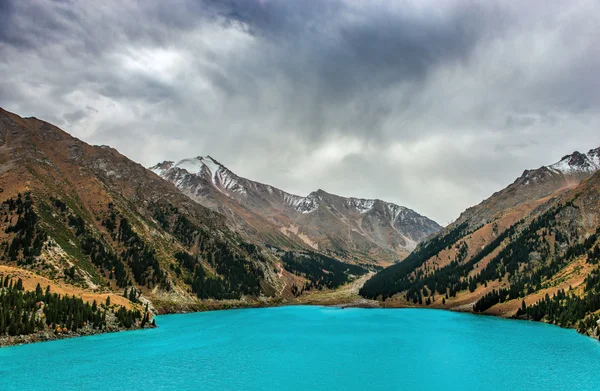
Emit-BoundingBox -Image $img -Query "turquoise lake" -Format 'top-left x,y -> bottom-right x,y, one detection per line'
1,306 -> 600,390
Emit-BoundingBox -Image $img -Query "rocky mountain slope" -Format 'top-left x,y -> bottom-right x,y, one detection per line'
151,156 -> 441,264
0,107 -> 290,320
456,147 -> 600,228
361,146 -> 600,337
0,106 -> 385,338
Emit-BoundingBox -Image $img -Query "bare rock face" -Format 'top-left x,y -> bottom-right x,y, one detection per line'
151,156 -> 442,264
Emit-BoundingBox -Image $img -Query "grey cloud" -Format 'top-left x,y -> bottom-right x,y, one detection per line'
1,0 -> 599,223
63,109 -> 87,123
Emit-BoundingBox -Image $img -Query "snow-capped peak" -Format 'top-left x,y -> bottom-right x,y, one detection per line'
152,155 -> 253,197
173,156 -> 221,175
150,156 -> 434,224
174,157 -> 206,174
150,161 -> 174,176
548,148 -> 600,174
588,147 -> 600,167
149,154 -> 442,255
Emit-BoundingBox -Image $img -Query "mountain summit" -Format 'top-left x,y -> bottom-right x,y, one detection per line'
151,156 -> 442,264
454,146 -> 600,229
548,148 -> 600,174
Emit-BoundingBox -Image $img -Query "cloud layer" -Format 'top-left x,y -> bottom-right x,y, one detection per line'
1,0 -> 599,224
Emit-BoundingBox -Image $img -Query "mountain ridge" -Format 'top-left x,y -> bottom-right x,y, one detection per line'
453,147 -> 600,229
151,155 -> 442,264
360,143 -> 600,337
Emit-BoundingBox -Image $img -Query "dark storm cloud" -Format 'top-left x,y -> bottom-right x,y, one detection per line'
1,0 -> 599,223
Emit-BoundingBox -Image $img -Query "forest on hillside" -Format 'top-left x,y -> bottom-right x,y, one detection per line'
360,201 -> 600,334
0,274 -> 147,337
282,250 -> 368,292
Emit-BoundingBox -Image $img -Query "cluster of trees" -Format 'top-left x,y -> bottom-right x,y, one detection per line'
114,217 -> 169,289
3,193 -> 47,265
516,289 -> 596,329
50,198 -> 87,236
0,275 -> 137,336
475,220 -> 600,304
114,305 -> 145,329
204,240 -> 263,298
152,204 -> 174,232
290,284 -> 303,297
588,245 -> 599,263
101,207 -> 170,290
402,229 -> 515,304
48,198 -> 131,288
516,254 -> 600,332
151,203 -> 265,299
470,207 -> 560,292
184,235 -> 264,300
80,236 -> 130,287
577,313 -> 599,335
67,214 -> 86,236
175,246 -> 262,300
436,222 -> 519,295
471,224 -> 600,315
152,204 -> 196,246
359,222 -> 471,299
505,226 -> 599,297
0,274 -> 148,336
282,251 -> 368,290
473,288 -> 511,312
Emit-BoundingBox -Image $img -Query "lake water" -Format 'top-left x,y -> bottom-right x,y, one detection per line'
1,306 -> 599,390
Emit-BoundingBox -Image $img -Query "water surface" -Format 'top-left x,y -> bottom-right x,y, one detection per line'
1,306 -> 599,390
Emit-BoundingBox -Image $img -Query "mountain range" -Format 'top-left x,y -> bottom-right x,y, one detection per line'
1,105 -> 599,340
0,107 -> 438,319
151,156 -> 441,264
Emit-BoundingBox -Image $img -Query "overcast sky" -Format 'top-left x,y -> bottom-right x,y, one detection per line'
1,0 -> 599,224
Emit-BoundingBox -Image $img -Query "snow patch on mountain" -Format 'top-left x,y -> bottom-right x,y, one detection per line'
296,194 -> 319,214
586,147 -> 600,167
283,193 -> 306,208
151,155 -> 442,255
176,157 -> 206,175
150,161 -> 173,177
548,149 -> 600,175
347,198 -> 375,213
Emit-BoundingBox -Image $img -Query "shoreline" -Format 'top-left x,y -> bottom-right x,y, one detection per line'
4,297 -> 597,348
0,323 -> 157,348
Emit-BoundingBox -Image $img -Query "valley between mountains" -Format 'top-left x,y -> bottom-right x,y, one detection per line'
1,107 -> 600,345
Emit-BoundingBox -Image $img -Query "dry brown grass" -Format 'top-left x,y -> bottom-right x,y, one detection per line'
0,264 -> 134,308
